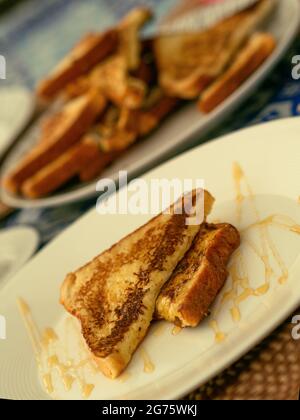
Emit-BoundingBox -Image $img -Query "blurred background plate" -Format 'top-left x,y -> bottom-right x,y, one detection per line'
0,0 -> 299,209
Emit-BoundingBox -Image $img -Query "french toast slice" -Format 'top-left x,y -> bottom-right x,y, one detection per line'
79,123 -> 121,182
21,137 -> 102,199
118,7 -> 153,71
198,32 -> 276,113
99,91 -> 179,153
138,93 -> 179,136
37,30 -> 118,100
156,223 -> 240,327
79,149 -> 118,182
61,190 -> 214,379
89,55 -> 147,109
63,8 -> 153,105
154,0 -> 275,98
79,93 -> 178,179
2,91 -> 106,194
98,106 -> 140,152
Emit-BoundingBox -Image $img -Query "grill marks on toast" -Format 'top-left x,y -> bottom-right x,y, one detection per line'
3,91 -> 105,194
37,30 -> 118,100
70,215 -> 191,358
198,32 -> 276,113
154,0 -> 275,98
61,190 -> 215,377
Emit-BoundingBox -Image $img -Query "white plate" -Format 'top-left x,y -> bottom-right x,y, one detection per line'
0,87 -> 35,159
0,0 -> 299,209
0,226 -> 39,289
0,117 -> 300,400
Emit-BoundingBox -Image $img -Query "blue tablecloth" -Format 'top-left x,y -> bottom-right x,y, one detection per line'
0,0 -> 300,246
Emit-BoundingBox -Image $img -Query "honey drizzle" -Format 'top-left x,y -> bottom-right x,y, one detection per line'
210,163 -> 300,339
172,326 -> 182,336
209,320 -> 226,343
64,317 -> 96,393
17,299 -> 95,399
140,348 -> 155,374
232,162 -> 245,223
118,372 -> 131,383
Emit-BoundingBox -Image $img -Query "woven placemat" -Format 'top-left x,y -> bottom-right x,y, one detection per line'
186,309 -> 300,400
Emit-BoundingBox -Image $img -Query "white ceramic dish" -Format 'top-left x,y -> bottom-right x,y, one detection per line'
0,0 -> 299,209
0,117 -> 299,400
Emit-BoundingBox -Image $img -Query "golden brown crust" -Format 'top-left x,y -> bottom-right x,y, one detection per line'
178,259 -> 227,327
37,30 -> 118,100
117,7 -> 153,71
138,95 -> 179,136
60,190 -> 214,378
77,214 -> 196,357
21,137 -> 102,198
99,93 -> 179,153
89,55 -> 147,109
198,32 -> 276,113
81,93 -> 178,178
98,106 -> 140,152
2,92 -> 106,194
155,223 -> 240,327
154,0 -> 275,99
79,149 -> 118,182
93,352 -> 128,380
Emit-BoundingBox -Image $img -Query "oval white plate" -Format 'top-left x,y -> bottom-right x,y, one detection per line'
0,117 -> 299,400
0,226 -> 39,289
0,0 -> 299,209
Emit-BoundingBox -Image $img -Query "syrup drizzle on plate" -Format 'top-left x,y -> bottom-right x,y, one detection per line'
17,299 -> 95,399
210,163 -> 300,342
140,348 -> 155,374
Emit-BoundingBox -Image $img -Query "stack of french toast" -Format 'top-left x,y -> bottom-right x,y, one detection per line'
61,190 -> 241,379
3,0 -> 276,199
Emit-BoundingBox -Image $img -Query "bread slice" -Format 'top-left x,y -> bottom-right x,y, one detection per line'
63,8 -> 153,105
79,91 -> 174,180
138,93 -> 179,136
198,32 -> 276,113
37,30 -> 118,100
118,7 -> 153,71
2,91 -> 106,194
154,0 -> 276,99
64,56 -> 147,108
99,91 -> 179,152
96,106 -> 139,152
60,190 -> 214,379
79,150 -> 118,182
79,130 -> 120,182
155,223 -> 240,327
89,55 -> 147,109
21,137 -> 101,199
